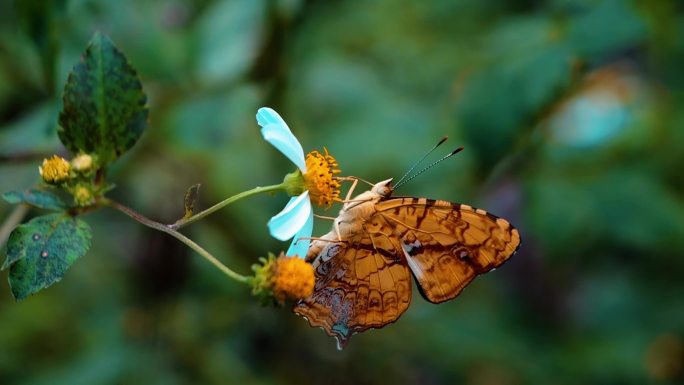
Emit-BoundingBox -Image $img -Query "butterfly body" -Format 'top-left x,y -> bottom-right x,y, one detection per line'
295,179 -> 520,349
308,178 -> 393,259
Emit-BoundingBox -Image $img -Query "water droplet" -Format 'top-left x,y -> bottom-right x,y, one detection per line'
40,251 -> 49,258
32,233 -> 40,241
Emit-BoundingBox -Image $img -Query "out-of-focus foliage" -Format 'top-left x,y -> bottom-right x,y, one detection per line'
1,0 -> 683,384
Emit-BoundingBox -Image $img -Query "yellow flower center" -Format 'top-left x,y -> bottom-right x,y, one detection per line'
272,255 -> 314,302
304,148 -> 341,208
39,155 -> 71,184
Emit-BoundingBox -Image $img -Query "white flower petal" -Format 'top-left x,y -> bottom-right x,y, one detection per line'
257,107 -> 306,171
286,209 -> 313,259
261,124 -> 307,172
256,106 -> 288,127
267,191 -> 312,241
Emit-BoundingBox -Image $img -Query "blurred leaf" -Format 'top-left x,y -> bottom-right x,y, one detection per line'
2,189 -> 66,210
527,171 -> 684,258
3,213 -> 92,300
526,174 -> 599,255
0,101 -> 60,153
458,45 -> 573,170
0,26 -> 45,103
568,0 -> 646,60
57,32 -> 148,164
195,0 -> 265,85
163,85 -> 260,152
594,172 -> 684,253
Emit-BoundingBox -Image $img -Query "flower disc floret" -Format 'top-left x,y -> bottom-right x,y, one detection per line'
304,149 -> 341,208
272,254 -> 314,302
39,155 -> 71,184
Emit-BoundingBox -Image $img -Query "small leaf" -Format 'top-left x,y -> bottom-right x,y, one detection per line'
58,32 -> 148,164
183,184 -> 201,219
3,213 -> 92,300
2,189 -> 67,210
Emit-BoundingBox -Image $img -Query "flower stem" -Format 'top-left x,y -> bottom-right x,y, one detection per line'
101,198 -> 250,284
170,183 -> 286,229
0,204 -> 29,248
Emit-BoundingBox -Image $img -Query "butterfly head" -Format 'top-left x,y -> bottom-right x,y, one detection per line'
342,178 -> 394,211
371,178 -> 394,198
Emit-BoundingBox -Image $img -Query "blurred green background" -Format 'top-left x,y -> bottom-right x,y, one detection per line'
1,0 -> 683,384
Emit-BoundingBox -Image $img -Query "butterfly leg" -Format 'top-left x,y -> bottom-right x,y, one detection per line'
296,237 -> 346,243
314,214 -> 336,221
336,179 -> 375,206
342,177 -> 359,202
337,175 -> 374,187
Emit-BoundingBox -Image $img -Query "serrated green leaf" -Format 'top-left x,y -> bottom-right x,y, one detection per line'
2,189 -> 67,210
183,184 -> 201,219
58,32 -> 148,164
3,213 -> 92,300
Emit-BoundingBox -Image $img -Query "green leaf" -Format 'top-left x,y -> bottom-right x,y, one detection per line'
2,189 -> 67,210
183,184 -> 201,220
58,32 -> 148,164
3,214 -> 92,300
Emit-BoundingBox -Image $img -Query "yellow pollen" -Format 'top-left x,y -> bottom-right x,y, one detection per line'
39,155 -> 71,184
304,148 -> 341,208
272,255 -> 314,302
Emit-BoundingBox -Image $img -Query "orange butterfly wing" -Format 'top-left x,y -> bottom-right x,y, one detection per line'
376,198 -> 520,303
293,225 -> 413,349
294,197 -> 520,347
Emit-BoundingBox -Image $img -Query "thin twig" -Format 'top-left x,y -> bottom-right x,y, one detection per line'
170,183 -> 286,230
102,198 -> 250,284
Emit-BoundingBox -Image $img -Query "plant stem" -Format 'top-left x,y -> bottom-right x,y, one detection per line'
101,198 -> 250,284
0,204 -> 29,247
170,183 -> 286,229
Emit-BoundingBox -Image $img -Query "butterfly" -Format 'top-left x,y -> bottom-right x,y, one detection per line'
293,177 -> 520,349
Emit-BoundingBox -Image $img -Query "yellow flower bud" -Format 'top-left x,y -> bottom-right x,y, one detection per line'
71,154 -> 93,173
250,252 -> 315,304
39,155 -> 71,184
272,254 -> 315,302
72,185 -> 93,206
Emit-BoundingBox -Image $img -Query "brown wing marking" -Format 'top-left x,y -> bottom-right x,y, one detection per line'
377,198 -> 521,304
293,225 -> 412,349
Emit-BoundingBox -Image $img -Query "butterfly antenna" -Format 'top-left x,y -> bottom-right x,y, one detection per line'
394,147 -> 464,189
395,136 -> 449,187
